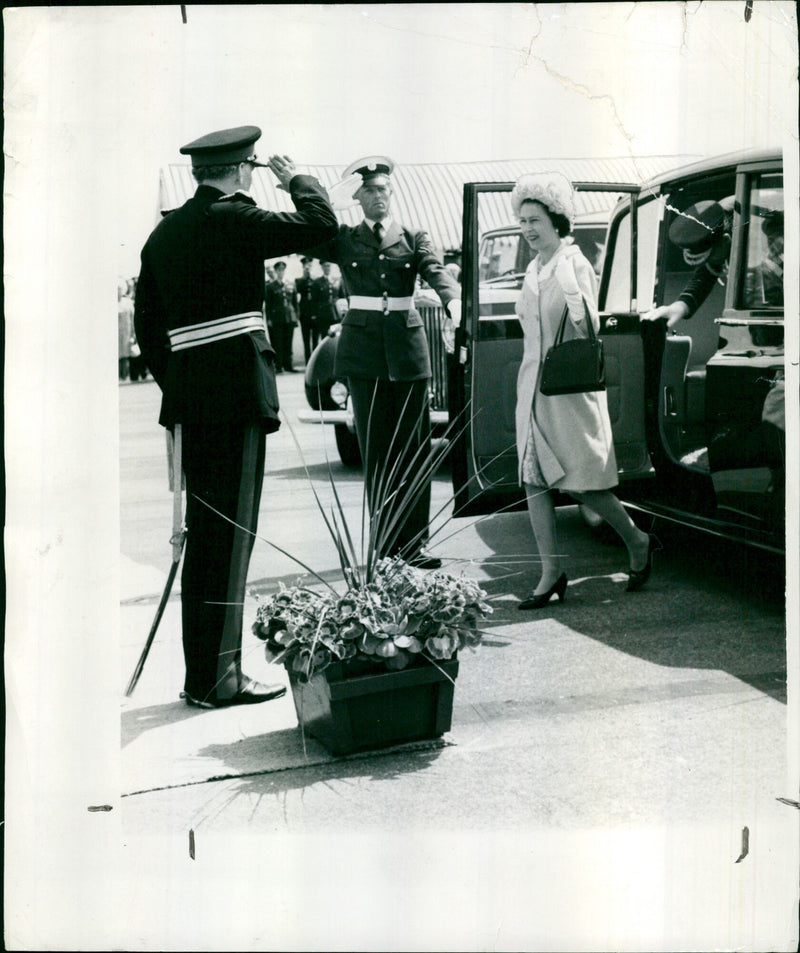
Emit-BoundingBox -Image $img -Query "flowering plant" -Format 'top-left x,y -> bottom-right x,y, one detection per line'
253,556 -> 491,681
241,389 -> 495,685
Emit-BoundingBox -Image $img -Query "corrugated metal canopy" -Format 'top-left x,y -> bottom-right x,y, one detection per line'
159,155 -> 694,254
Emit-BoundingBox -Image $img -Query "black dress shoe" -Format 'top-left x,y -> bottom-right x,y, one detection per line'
519,572 -> 568,610
626,534 -> 662,592
407,551 -> 442,570
181,678 -> 287,709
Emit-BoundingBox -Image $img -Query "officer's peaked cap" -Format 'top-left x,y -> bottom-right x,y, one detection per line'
180,125 -> 268,167
343,155 -> 395,183
669,200 -> 728,252
762,210 -> 783,238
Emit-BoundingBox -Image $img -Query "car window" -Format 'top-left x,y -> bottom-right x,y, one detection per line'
741,173 -> 783,310
479,231 -> 529,284
655,172 -> 737,309
572,227 -> 606,277
479,223 -> 607,288
602,196 -> 661,313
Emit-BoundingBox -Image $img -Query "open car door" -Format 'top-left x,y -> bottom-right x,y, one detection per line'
450,181 -> 654,516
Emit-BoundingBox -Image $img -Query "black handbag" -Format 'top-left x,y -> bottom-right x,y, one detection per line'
539,300 -> 605,396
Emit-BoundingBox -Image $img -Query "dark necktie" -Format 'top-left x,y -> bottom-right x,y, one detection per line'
373,222 -> 383,244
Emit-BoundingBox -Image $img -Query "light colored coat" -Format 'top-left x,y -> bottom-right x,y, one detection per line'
515,241 -> 617,491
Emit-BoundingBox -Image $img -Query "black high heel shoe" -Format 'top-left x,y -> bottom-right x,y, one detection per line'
626,534 -> 662,592
519,572 -> 568,610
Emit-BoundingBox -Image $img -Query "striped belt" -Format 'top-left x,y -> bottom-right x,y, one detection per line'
349,294 -> 414,314
168,311 -> 265,351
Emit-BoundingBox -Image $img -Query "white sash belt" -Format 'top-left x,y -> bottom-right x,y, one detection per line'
168,311 -> 265,351
349,295 -> 414,313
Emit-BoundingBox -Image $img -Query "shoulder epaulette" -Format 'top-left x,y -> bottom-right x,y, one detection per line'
217,190 -> 257,206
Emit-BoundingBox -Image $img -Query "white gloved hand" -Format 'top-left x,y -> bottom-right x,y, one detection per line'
554,256 -> 581,297
442,318 -> 456,355
446,298 -> 462,327
442,300 -> 461,355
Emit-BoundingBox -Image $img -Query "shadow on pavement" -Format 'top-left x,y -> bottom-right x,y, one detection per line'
190,732 -> 447,808
266,460 -> 363,483
468,507 -> 787,704
121,699 -> 208,747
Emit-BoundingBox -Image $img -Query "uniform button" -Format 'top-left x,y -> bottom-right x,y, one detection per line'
405,263 -> 410,268
381,273 -> 386,279
352,262 -> 357,267
378,254 -> 385,260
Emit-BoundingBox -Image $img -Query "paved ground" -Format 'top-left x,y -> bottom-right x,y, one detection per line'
116,367 -> 797,952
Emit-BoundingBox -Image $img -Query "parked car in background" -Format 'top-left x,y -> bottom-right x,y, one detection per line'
449,149 -> 785,554
299,212 -> 609,467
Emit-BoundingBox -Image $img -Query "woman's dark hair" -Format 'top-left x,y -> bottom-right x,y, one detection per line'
540,204 -> 571,238
523,199 -> 572,238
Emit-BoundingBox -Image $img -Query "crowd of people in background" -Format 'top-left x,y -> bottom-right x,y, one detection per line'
121,256 -> 347,382
118,277 -> 150,382
263,256 -> 345,372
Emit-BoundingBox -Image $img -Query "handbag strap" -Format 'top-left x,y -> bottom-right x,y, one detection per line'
553,298 -> 597,346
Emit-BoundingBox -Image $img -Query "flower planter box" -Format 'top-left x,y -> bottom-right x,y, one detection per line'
288,658 -> 459,756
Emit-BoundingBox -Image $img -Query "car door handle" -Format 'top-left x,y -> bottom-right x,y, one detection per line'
663,386 -> 677,417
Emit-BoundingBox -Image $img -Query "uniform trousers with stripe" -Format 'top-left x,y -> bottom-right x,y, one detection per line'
179,415 -> 265,702
347,377 -> 432,561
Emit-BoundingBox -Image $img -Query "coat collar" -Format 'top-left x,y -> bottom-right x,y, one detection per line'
191,184 -> 257,207
356,218 -> 402,249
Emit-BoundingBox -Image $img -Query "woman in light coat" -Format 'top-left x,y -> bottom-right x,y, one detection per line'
512,172 -> 657,609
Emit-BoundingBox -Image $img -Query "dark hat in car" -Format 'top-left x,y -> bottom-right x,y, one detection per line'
669,200 -> 727,253
300,256 -> 313,264
762,210 -> 783,238
343,155 -> 395,183
274,260 -> 287,270
180,125 -> 268,167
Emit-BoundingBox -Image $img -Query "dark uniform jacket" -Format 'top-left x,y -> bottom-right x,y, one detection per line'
309,220 -> 459,381
677,233 -> 730,318
134,176 -> 336,431
294,275 -> 315,320
310,274 -> 342,335
265,278 -> 296,326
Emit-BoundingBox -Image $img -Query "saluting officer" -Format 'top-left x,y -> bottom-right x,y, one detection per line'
307,156 -> 461,569
134,126 -> 337,708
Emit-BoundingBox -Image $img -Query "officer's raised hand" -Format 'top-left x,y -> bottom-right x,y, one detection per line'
268,155 -> 297,191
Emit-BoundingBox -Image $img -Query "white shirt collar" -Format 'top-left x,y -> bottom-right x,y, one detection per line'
364,216 -> 393,232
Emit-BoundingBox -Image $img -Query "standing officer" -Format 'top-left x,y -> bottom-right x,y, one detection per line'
265,260 -> 297,372
294,256 -> 316,363
310,260 -> 342,340
134,126 -> 337,708
306,156 -> 461,569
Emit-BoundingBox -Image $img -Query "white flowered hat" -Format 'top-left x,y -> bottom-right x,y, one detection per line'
511,171 -> 575,227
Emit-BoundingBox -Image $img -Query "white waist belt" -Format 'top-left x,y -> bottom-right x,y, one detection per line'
168,311 -> 265,351
349,295 -> 414,312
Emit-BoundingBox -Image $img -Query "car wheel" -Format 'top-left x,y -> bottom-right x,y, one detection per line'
305,380 -> 338,411
335,424 -> 362,468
